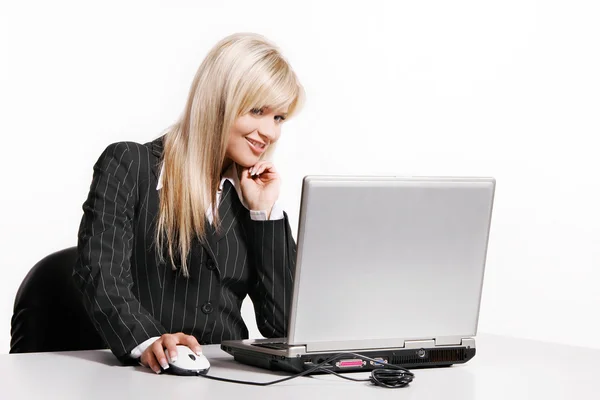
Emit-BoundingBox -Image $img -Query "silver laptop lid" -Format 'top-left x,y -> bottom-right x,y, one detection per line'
287,176 -> 495,352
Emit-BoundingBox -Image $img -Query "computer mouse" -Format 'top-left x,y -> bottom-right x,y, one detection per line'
165,345 -> 210,376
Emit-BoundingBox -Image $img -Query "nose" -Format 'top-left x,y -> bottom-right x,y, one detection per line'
257,116 -> 280,143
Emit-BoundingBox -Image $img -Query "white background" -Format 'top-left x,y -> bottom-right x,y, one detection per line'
1,0 -> 599,354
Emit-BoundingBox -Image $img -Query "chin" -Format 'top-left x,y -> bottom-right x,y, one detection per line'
233,156 -> 259,169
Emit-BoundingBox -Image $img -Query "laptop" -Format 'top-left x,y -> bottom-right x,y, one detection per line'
221,176 -> 495,373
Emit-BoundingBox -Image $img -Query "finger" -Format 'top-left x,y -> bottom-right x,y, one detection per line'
256,170 -> 279,183
250,161 -> 272,176
249,165 -> 260,177
254,173 -> 279,185
182,334 -> 203,356
142,348 -> 162,374
151,338 -> 170,371
257,163 -> 276,176
253,162 -> 275,177
162,335 -> 179,366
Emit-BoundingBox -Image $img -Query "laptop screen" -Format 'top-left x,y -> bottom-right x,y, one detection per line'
288,176 -> 495,350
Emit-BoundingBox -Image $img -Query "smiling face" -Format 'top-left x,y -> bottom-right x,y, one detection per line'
223,106 -> 289,170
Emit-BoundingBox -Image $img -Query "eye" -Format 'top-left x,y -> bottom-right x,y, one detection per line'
250,108 -> 264,115
274,115 -> 286,123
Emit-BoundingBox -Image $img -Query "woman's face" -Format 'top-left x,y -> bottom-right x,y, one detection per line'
224,106 -> 288,169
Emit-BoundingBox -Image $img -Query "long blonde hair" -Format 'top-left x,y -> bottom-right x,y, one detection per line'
156,33 -> 305,277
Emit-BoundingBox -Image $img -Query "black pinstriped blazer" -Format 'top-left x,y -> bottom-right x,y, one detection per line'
73,136 -> 296,362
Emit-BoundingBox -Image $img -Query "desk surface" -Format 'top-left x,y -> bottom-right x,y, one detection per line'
1,333 -> 598,399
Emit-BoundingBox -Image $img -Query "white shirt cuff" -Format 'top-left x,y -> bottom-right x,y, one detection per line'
250,202 -> 284,221
130,336 -> 161,359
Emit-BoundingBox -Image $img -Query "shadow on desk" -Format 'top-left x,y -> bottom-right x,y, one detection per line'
53,349 -> 122,367
206,355 -> 293,376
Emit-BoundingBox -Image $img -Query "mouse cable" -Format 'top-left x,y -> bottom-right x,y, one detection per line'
197,352 -> 414,389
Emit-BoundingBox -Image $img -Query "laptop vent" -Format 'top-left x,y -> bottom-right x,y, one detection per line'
391,348 -> 467,365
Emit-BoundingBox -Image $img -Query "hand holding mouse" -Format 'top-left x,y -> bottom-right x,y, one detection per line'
139,332 -> 202,374
239,161 -> 281,217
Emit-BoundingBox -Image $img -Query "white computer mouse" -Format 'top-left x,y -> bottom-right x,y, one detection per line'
165,345 -> 210,376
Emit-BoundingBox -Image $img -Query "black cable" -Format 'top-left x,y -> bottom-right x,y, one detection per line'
320,367 -> 412,388
321,352 -> 414,389
198,351 -> 414,389
198,362 -> 322,386
370,368 -> 413,388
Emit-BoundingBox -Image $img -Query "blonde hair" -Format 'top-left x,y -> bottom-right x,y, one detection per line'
156,33 -> 305,277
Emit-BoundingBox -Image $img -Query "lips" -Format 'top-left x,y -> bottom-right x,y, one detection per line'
245,137 -> 267,153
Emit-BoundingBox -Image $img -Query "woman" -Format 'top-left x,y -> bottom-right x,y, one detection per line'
73,33 -> 304,373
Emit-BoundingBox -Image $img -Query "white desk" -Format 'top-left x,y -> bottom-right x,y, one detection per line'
1,333 -> 598,399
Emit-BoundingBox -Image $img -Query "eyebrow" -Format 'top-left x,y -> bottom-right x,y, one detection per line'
261,105 -> 288,116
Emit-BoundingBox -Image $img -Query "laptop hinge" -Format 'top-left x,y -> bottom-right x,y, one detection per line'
404,340 -> 435,349
434,336 -> 464,346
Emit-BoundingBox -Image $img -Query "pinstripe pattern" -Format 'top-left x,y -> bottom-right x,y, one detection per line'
73,137 -> 296,362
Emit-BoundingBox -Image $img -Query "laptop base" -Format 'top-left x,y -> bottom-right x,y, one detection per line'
221,344 -> 476,374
